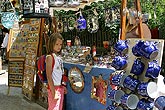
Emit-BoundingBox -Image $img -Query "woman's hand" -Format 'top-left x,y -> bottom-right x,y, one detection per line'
53,90 -> 59,100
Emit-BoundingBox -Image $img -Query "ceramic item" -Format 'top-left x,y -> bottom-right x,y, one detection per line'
154,96 -> 165,110
108,89 -> 124,104
77,11 -> 86,30
106,105 -> 123,110
123,75 -> 140,91
130,58 -> 145,75
120,93 -> 139,109
87,14 -> 99,33
139,41 -> 159,59
56,18 -> 63,33
145,60 -> 161,79
136,98 -> 154,110
137,82 -> 158,98
114,40 -> 129,54
1,12 -> 19,29
111,56 -> 127,70
132,40 -> 144,57
68,17 -> 76,30
49,0 -> 64,7
68,0 -> 80,7
111,71 -> 127,87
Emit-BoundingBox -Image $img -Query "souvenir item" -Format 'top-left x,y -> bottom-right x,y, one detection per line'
114,40 -> 129,54
120,93 -> 139,109
103,41 -> 109,49
74,36 -> 81,47
136,99 -> 154,110
111,71 -> 127,87
92,42 -> 96,57
137,82 -> 158,98
139,41 -> 159,59
63,18 -> 68,32
68,17 -> 76,30
111,56 -> 127,70
123,75 -> 140,91
104,9 -> 111,27
91,75 -> 108,105
23,0 -> 33,14
0,0 -> 5,11
49,0 -> 64,7
67,40 -> 72,47
87,14 -> 99,33
3,0 -> 14,11
106,105 -> 123,110
68,66 -> 84,93
108,89 -> 124,104
132,40 -> 144,57
77,11 -> 86,30
1,12 -> 19,29
68,0 -> 80,7
56,17 -> 63,33
130,58 -> 145,75
154,96 -> 165,110
145,60 -> 161,79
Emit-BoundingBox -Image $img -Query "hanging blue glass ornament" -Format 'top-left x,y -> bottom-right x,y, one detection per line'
77,11 -> 86,30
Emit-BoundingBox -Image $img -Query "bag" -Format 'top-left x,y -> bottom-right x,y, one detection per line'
37,54 -> 54,83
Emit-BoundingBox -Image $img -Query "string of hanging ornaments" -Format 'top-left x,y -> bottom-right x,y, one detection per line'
53,4 -> 120,34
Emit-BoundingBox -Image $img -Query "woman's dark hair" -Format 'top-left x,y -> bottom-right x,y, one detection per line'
2,28 -> 9,33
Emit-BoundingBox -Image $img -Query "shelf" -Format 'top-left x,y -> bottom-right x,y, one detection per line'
22,13 -> 51,18
8,78 -> 23,80
9,58 -> 25,61
9,67 -> 23,69
8,73 -> 23,75
8,84 -> 22,87
24,64 -> 36,69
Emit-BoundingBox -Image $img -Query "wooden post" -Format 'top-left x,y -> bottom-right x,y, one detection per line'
37,18 -> 45,57
135,0 -> 144,39
120,0 -> 127,40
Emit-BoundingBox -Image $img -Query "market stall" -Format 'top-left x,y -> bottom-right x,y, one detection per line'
1,0 -> 165,110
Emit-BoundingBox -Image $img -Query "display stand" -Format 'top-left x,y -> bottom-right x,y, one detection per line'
111,0 -> 165,109
8,58 -> 25,95
35,18 -> 49,107
22,18 -> 41,100
120,0 -> 144,40
7,22 -> 30,95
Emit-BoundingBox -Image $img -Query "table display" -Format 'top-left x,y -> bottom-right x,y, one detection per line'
64,62 -> 115,110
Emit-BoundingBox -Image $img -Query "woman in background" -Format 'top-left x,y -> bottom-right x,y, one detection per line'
1,27 -> 9,62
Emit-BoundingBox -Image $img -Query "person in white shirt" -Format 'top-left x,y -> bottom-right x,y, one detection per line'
1,28 -> 9,61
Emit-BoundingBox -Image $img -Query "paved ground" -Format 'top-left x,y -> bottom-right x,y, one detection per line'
0,64 -> 46,110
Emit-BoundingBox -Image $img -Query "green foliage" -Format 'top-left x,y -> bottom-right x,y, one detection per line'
141,0 -> 165,39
